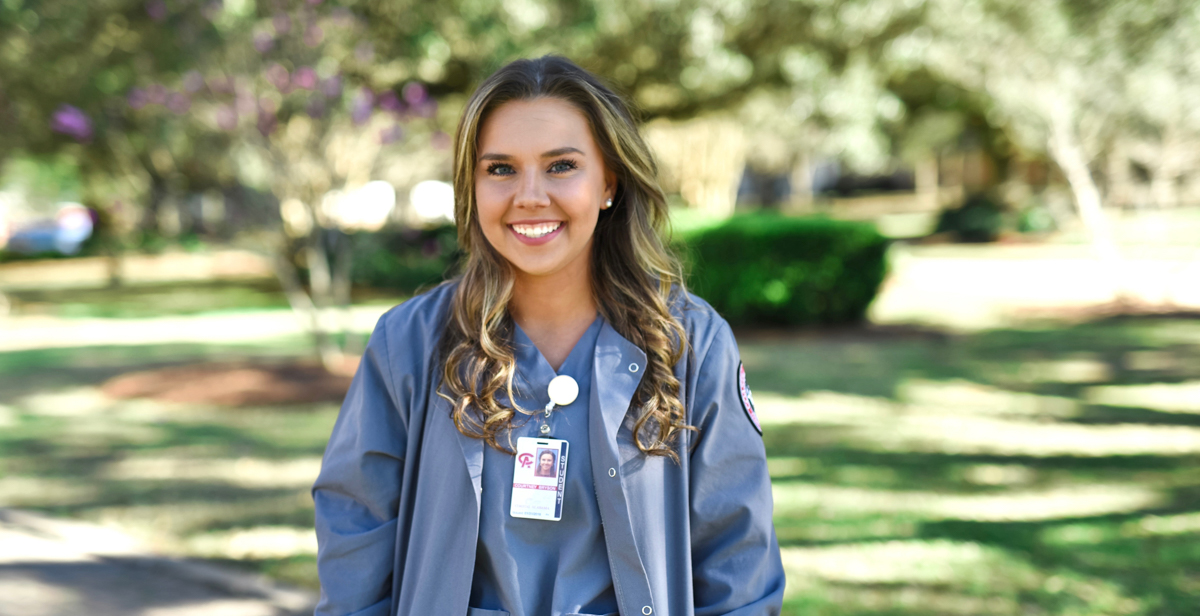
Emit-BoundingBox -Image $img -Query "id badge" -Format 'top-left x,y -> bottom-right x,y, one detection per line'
510,436 -> 568,521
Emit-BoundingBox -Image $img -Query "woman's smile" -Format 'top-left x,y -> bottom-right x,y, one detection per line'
509,220 -> 565,244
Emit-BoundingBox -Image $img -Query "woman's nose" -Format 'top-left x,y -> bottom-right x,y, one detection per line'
513,172 -> 550,209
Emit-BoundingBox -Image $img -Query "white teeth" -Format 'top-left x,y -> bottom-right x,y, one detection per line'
511,222 -> 562,238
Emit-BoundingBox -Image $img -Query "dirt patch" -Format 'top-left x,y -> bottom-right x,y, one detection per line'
101,360 -> 357,407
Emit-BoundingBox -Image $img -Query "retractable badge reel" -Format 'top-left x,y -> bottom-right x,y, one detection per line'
539,374 -> 579,436
511,375 -> 579,521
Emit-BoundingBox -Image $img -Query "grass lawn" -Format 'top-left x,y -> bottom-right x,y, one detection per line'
3,306 -> 1199,614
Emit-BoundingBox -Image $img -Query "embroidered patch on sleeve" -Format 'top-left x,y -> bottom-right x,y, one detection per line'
737,361 -> 762,435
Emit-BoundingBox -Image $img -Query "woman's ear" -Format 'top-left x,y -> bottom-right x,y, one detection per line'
604,168 -> 618,205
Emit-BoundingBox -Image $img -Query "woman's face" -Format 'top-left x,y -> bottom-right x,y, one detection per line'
473,97 -> 616,281
538,452 -> 555,474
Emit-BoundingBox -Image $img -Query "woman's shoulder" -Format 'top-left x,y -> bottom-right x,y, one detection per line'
669,287 -> 736,359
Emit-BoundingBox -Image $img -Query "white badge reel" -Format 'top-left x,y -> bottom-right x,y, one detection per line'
538,374 -> 578,436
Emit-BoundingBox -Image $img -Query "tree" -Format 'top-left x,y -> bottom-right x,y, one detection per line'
916,0 -> 1193,289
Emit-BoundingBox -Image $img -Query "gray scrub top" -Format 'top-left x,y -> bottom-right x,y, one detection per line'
470,315 -> 618,616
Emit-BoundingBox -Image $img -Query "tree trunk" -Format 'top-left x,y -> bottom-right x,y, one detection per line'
272,243 -> 344,373
331,230 -> 361,357
1046,114 -> 1127,299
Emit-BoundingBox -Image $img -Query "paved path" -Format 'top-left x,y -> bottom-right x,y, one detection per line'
0,509 -> 316,616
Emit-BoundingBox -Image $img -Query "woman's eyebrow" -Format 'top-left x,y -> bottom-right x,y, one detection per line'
478,147 -> 584,162
541,147 -> 584,158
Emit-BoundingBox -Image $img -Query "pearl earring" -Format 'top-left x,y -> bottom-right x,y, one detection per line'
604,198 -> 613,209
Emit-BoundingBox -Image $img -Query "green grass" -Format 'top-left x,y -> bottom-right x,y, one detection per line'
3,313 -> 1199,613
3,279 -> 407,319
4,280 -> 293,319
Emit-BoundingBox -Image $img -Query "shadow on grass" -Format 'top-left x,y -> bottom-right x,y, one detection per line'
753,315 -> 1200,615
3,314 -> 1200,614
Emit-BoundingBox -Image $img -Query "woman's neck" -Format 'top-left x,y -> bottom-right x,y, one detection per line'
509,264 -> 597,371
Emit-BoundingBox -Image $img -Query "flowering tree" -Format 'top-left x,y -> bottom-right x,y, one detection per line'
1,0 -> 442,371
121,0 -> 444,371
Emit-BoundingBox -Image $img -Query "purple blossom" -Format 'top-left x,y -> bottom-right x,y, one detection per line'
306,97 -> 327,119
306,0 -> 324,5
257,107 -> 277,137
421,239 -> 439,258
253,32 -> 274,53
414,99 -> 437,119
379,124 -> 404,144
272,13 -> 291,35
166,92 -> 192,114
258,96 -> 280,115
147,84 -> 168,105
377,90 -> 401,112
355,42 -> 374,63
145,0 -> 167,22
127,87 -> 150,109
208,75 -> 234,94
304,24 -> 323,47
50,105 -> 93,142
293,66 -> 318,90
320,75 -> 343,99
202,1 -> 223,21
350,88 -> 374,125
431,131 -> 451,150
216,105 -> 238,131
183,70 -> 205,93
265,63 -> 290,91
402,83 -> 427,105
236,90 -> 257,116
330,7 -> 353,26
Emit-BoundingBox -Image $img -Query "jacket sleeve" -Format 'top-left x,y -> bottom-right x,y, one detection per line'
689,319 -> 785,615
312,317 -> 408,616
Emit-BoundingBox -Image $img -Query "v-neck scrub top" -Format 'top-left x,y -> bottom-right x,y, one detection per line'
470,315 -> 617,616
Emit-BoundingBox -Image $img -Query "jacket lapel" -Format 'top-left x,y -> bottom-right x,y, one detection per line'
444,392 -> 484,511
593,321 -> 648,440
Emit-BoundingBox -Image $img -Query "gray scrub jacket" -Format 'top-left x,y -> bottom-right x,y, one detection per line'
312,282 -> 785,616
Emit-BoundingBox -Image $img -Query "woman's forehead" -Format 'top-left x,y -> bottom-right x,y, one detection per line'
477,97 -> 596,156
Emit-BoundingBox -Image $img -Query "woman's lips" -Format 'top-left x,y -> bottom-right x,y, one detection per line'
509,221 -> 564,245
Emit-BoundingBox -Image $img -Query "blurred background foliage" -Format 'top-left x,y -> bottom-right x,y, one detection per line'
3,1 -> 1200,613
3,0 -> 1199,322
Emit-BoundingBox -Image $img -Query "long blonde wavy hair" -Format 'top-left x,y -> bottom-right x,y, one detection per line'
438,55 -> 692,460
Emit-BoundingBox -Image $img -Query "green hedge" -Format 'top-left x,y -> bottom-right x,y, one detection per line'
351,225 -> 462,293
680,214 -> 888,326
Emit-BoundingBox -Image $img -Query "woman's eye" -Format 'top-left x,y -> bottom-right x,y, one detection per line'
486,162 -> 514,176
548,159 -> 578,174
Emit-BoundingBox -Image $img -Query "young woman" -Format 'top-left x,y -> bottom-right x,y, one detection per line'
312,56 -> 784,616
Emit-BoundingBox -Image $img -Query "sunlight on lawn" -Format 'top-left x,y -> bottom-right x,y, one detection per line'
781,540 -> 1146,616
773,482 -> 1161,522
756,386 -> 1200,456
100,456 -> 323,489
187,526 -> 318,559
1086,380 -> 1200,414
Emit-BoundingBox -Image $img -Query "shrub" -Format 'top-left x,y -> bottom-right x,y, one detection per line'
934,193 -> 1005,242
680,214 -> 888,327
351,225 -> 462,293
